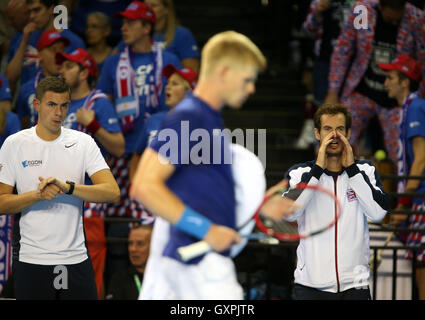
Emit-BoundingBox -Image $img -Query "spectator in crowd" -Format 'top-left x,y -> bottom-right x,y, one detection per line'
105,224 -> 152,300
5,0 -> 86,95
66,0 -> 132,46
85,12 -> 113,75
2,0 -> 29,67
0,74 -> 20,147
295,0 -> 354,149
324,0 -> 425,165
286,103 -> 388,299
56,47 -> 125,299
379,54 -> 425,300
129,64 -> 197,181
96,0 -> 180,284
115,1 -> 200,73
144,0 -> 200,73
16,30 -> 69,129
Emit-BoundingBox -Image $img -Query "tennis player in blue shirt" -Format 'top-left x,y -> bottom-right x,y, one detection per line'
130,31 -> 296,299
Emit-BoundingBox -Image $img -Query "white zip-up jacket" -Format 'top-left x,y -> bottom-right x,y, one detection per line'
284,160 -> 388,293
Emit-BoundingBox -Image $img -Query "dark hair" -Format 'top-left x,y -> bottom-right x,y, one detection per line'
379,0 -> 407,9
314,103 -> 352,130
395,70 -> 420,92
76,63 -> 97,89
26,0 -> 58,7
129,222 -> 153,231
35,76 -> 70,101
141,19 -> 154,40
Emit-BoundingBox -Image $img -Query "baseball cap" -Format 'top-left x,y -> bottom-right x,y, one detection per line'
37,30 -> 70,51
163,65 -> 198,90
56,48 -> 99,78
378,54 -> 422,82
115,1 -> 156,24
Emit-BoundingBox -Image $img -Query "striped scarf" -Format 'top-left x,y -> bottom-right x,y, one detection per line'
115,43 -> 163,134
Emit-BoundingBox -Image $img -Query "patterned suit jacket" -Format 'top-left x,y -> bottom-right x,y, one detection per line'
328,0 -> 425,99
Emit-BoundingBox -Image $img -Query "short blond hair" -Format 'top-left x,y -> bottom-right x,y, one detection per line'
200,31 -> 267,77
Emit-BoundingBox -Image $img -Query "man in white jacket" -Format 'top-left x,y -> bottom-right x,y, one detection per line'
285,103 -> 388,300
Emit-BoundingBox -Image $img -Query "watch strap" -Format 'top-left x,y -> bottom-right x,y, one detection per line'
66,181 -> 75,195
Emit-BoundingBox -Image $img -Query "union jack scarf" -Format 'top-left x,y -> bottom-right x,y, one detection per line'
115,43 -> 163,134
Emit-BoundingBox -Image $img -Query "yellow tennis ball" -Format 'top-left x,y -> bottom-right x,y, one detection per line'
375,149 -> 386,161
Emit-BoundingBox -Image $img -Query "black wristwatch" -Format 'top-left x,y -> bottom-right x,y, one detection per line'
66,181 -> 75,195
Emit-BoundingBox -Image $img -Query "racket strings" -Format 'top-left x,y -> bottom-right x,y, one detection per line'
259,215 -> 298,236
273,220 -> 298,235
254,183 -> 342,241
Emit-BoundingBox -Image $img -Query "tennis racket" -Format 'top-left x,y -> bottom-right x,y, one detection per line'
178,182 -> 342,262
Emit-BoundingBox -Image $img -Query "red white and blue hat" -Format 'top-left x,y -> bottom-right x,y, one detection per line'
115,1 -> 156,24
37,30 -> 70,51
379,54 -> 422,82
162,64 -> 198,90
56,48 -> 98,78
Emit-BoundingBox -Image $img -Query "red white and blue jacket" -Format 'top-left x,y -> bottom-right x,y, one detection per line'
328,0 -> 425,99
303,0 -> 352,58
284,160 -> 388,293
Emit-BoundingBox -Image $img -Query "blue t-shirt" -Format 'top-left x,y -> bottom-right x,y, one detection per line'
154,26 -> 200,61
405,97 -> 425,201
134,111 -> 167,154
8,29 -> 86,83
116,26 -> 200,62
149,93 -> 236,264
16,74 -> 41,127
63,94 -> 121,153
0,74 -> 11,101
0,112 -> 21,148
96,60 -> 106,76
96,50 -> 181,154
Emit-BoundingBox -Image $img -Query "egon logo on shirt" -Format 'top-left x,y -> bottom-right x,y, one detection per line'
22,160 -> 43,168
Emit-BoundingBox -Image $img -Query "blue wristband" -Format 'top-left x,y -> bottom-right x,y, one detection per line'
175,207 -> 212,240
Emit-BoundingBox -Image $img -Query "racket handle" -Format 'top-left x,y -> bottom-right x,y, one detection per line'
177,241 -> 212,262
178,234 -> 268,261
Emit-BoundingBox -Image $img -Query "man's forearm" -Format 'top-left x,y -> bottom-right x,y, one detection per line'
0,191 -> 40,214
70,182 -> 120,204
5,37 -> 29,88
405,160 -> 425,194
